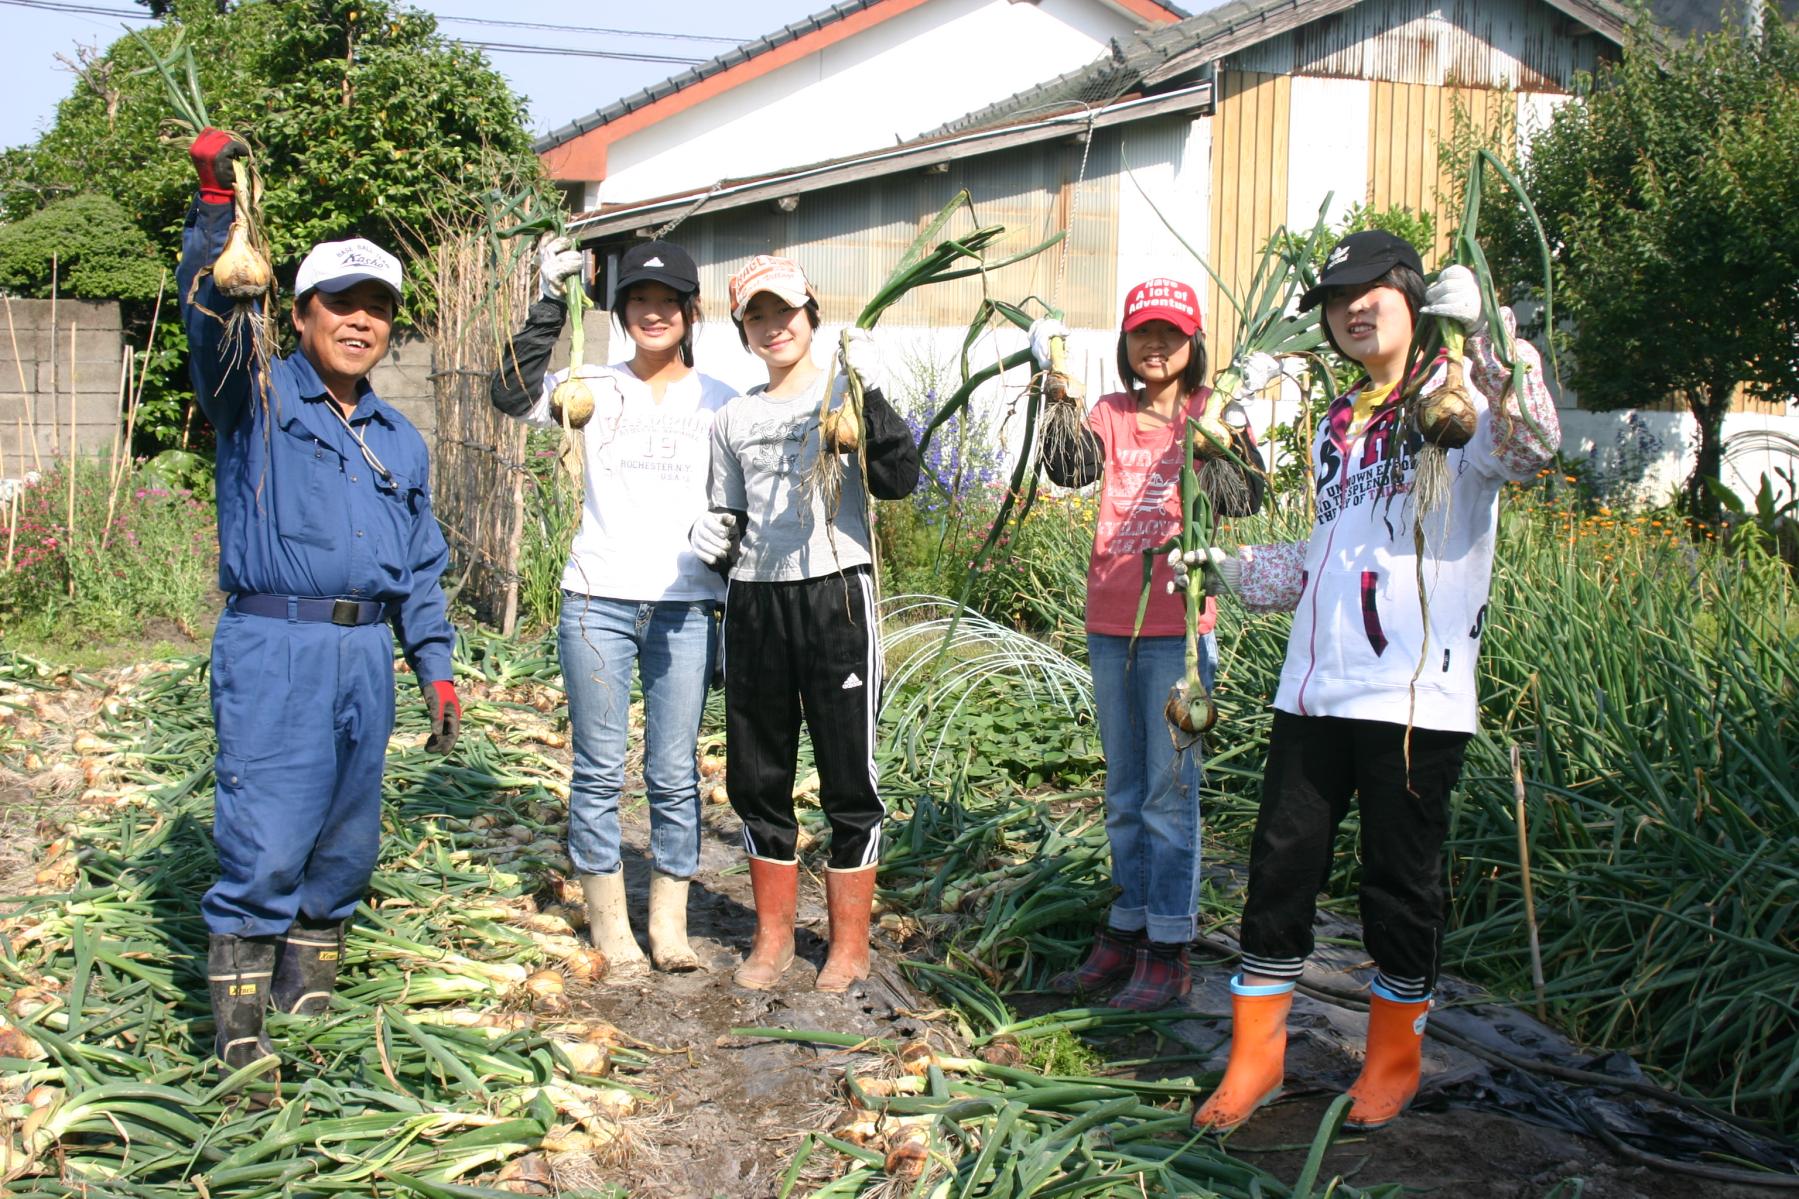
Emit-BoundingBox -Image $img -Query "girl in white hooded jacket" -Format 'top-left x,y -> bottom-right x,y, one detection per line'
1192,231 -> 1559,1135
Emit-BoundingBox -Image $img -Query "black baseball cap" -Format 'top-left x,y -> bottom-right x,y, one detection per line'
1299,231 -> 1424,311
613,239 -> 699,299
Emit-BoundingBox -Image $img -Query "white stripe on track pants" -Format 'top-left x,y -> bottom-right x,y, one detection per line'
722,565 -> 885,870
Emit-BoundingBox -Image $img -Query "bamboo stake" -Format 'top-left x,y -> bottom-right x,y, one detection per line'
4,490 -> 15,572
49,255 -> 59,457
1511,744 -> 1547,1021
114,270 -> 166,499
67,316 -> 78,598
101,346 -> 132,552
3,295 -> 38,472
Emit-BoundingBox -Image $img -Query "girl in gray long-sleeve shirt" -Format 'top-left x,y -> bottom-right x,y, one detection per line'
693,255 -> 918,996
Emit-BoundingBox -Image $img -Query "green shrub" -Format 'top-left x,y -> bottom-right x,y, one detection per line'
0,457 -> 217,641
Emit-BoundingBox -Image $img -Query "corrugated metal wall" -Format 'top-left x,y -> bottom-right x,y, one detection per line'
1366,82 -> 1516,261
1228,0 -> 1610,90
677,135 -> 1123,333
1206,70 -> 1291,372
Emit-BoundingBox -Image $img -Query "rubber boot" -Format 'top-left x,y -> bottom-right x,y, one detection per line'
581,872 -> 648,979
207,934 -> 278,1069
1109,941 -> 1192,1011
1193,976 -> 1294,1132
815,865 -> 877,993
270,917 -> 345,1016
732,858 -> 798,990
1048,926 -> 1143,996
647,870 -> 700,973
1345,990 -> 1430,1130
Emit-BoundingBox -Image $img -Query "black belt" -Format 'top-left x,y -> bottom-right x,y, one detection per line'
230,593 -> 390,626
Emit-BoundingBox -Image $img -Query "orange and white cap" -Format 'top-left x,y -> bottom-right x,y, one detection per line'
1122,277 -> 1202,336
728,255 -> 813,321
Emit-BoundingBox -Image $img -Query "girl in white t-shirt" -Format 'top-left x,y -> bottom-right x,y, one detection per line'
491,238 -> 733,980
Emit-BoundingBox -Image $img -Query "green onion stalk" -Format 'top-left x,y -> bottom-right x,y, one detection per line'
1139,198 -> 1338,738
806,189 -> 1063,519
1402,147 -> 1559,528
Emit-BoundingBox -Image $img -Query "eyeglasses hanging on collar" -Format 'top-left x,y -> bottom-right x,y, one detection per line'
326,401 -> 396,489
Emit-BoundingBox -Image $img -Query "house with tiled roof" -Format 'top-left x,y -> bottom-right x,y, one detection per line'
537,0 -> 1794,496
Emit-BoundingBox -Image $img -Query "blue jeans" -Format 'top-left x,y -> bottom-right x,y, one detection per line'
1087,632 -> 1217,944
559,594 -> 718,879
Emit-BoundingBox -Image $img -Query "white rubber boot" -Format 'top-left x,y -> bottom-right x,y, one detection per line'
647,871 -> 700,972
581,872 -> 648,979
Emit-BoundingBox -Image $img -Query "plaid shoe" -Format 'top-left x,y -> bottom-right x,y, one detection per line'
1109,942 -> 1192,1011
1048,927 -> 1143,995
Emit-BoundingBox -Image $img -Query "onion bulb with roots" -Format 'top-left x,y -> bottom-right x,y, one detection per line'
820,406 -> 860,453
213,220 -> 272,300
1190,414 -> 1236,461
550,377 -> 595,429
525,969 -> 567,1009
1164,677 -> 1217,735
976,1035 -> 1025,1067
563,947 -> 607,982
1416,358 -> 1477,448
896,1039 -> 936,1077
883,1126 -> 931,1180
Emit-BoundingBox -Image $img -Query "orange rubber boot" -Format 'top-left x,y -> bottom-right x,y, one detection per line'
733,858 -> 798,990
816,865 -> 877,992
1193,977 -> 1294,1132
1345,991 -> 1430,1130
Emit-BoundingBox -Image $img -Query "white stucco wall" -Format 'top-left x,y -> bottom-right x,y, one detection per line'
588,0 -> 1147,209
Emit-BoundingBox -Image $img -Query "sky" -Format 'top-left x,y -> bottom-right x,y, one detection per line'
0,0 -> 830,151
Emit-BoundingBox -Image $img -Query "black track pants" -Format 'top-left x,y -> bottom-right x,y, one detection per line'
723,567 -> 885,871
1238,711 -> 1470,994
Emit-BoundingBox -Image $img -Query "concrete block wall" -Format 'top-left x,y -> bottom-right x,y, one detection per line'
0,299 -> 129,479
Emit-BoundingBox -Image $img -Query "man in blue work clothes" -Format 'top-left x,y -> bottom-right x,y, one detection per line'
181,128 -> 461,1069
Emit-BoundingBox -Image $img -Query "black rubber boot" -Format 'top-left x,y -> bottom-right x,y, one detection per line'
207,934 -> 277,1069
271,918 -> 346,1017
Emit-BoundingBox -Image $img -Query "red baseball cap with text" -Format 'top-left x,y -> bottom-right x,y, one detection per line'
1121,278 -> 1203,336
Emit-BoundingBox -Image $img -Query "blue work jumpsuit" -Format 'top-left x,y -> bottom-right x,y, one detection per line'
179,196 -> 455,938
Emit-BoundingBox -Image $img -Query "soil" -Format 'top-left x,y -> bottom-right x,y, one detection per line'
4,662 -> 1792,1198
558,792 -> 1792,1198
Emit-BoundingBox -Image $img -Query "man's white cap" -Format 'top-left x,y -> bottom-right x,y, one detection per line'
295,238 -> 404,305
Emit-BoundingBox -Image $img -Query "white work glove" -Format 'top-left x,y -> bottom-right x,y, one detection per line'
538,236 -> 584,303
1231,351 -> 1281,400
840,327 -> 886,391
1167,546 -> 1244,594
1420,264 -> 1485,333
689,510 -> 739,568
1028,317 -> 1070,370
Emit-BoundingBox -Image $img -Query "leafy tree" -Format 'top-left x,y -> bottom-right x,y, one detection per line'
1488,11 -> 1799,519
0,0 -> 541,450
0,193 -> 165,300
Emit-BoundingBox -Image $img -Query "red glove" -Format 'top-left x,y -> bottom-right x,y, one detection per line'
423,679 -> 461,756
189,128 -> 250,205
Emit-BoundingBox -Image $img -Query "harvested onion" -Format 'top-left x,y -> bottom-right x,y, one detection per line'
213,220 -> 272,300
1164,677 -> 1217,735
820,406 -> 860,453
1416,357 -> 1476,448
550,377 -> 595,429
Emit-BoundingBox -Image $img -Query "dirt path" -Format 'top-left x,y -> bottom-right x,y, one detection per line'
554,790 -> 936,1197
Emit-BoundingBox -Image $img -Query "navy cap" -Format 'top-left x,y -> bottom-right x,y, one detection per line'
1300,231 -> 1424,311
